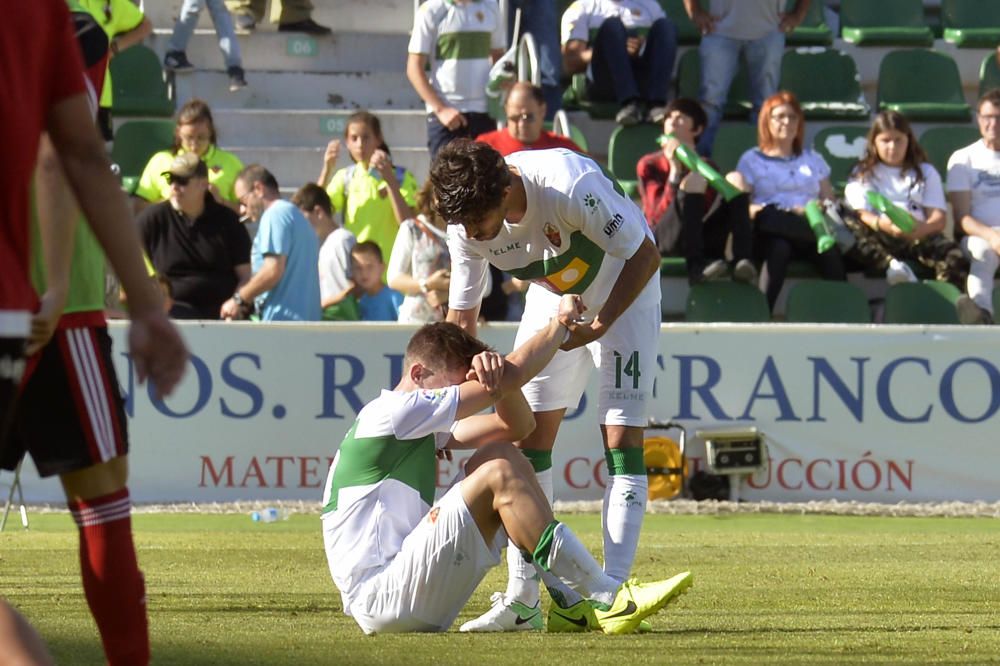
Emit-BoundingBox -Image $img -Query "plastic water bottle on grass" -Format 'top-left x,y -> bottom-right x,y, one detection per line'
250,507 -> 288,523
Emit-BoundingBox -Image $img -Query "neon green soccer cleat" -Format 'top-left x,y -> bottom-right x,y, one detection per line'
593,571 -> 693,635
547,599 -> 599,632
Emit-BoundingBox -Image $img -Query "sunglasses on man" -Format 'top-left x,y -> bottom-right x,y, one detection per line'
166,174 -> 192,186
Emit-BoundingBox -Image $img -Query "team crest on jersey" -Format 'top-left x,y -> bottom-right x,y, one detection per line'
427,507 -> 440,524
421,389 -> 448,403
543,223 -> 562,247
583,192 -> 600,213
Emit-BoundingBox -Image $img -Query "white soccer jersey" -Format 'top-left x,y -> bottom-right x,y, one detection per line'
561,0 -> 666,45
408,0 -> 506,114
844,162 -> 945,224
321,386 -> 459,613
447,148 -> 657,313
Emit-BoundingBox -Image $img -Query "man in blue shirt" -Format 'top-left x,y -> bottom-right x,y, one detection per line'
222,164 -> 321,321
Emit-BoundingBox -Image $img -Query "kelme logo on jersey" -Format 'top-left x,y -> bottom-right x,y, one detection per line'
506,231 -> 605,295
543,223 -> 562,247
583,192 -> 600,213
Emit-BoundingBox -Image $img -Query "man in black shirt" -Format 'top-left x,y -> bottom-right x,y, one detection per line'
137,154 -> 251,319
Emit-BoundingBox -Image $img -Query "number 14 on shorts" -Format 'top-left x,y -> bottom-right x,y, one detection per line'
614,351 -> 641,390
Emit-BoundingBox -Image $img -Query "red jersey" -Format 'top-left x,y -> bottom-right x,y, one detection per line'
1,0 -> 87,312
637,150 -> 719,227
475,128 -> 583,157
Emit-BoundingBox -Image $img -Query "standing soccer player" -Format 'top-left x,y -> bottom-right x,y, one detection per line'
322,299 -> 692,635
430,140 -> 662,632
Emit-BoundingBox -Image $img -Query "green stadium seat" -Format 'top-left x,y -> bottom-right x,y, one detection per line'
979,52 -> 1000,99
919,126 -> 979,180
675,49 -> 751,118
812,125 -> 868,193
883,281 -> 961,324
710,124 -> 757,174
109,45 -> 174,117
785,280 -> 872,323
659,0 -> 700,45
785,0 -> 834,46
685,282 -> 771,322
877,50 -> 971,122
608,123 -> 661,198
840,0 -> 933,47
660,256 -> 688,277
561,74 -> 620,119
779,48 -> 869,120
110,120 -> 176,194
942,0 -> 1000,48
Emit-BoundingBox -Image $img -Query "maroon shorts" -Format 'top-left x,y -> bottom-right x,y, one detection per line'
2,324 -> 129,477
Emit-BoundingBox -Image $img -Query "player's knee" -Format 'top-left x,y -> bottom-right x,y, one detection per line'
478,444 -> 533,490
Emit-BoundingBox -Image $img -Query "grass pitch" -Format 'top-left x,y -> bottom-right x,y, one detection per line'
3,512 -> 1000,665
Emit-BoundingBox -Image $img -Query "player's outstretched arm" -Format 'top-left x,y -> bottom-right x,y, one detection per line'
44,92 -> 189,396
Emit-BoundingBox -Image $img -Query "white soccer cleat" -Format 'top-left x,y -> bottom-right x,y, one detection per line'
458,592 -> 543,632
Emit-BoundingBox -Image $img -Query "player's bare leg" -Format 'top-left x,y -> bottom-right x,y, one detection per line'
61,456 -> 149,666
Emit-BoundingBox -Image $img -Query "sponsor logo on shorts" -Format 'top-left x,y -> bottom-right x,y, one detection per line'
543,223 -> 562,247
603,213 -> 624,237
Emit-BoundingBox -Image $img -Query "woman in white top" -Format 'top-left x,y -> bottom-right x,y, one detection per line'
844,110 -> 967,289
387,182 -> 451,324
731,91 -> 846,310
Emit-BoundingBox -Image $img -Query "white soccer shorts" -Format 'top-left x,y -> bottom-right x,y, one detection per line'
512,285 -> 660,427
347,484 -> 501,634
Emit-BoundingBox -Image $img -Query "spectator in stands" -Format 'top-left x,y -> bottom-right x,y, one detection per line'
352,241 -> 404,321
134,99 -> 244,214
561,0 -> 677,126
476,82 -> 583,156
508,0 -> 563,118
293,183 -> 359,321
317,111 -> 418,272
138,154 -> 251,319
947,88 -> 1000,326
388,182 -> 451,324
684,0 -> 810,156
164,0 -> 248,91
221,165 -> 321,321
225,0 -> 330,34
731,91 -> 845,311
406,0 -> 506,159
637,98 -> 756,285
844,111 -> 968,291
78,0 -> 153,140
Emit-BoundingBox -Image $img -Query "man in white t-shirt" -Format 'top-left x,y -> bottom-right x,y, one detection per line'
321,301 -> 692,635
406,0 -> 506,160
946,88 -> 1000,325
293,183 -> 358,320
430,139 -> 663,633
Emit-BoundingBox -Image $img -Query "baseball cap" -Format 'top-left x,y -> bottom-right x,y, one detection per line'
162,153 -> 208,180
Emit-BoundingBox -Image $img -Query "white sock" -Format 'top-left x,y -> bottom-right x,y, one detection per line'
502,468 -> 552,606
544,523 -> 617,607
602,474 -> 648,583
531,468 -> 584,607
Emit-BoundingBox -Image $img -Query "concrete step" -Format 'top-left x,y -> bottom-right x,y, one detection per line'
141,0 -> 415,34
230,145 -> 431,190
148,29 -> 408,73
173,70 -> 423,110
211,108 -> 428,148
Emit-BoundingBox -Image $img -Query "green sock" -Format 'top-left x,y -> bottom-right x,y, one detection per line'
531,520 -> 559,571
605,447 -> 646,476
522,449 -> 553,473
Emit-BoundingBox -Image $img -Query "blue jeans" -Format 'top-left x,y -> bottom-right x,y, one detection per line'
508,0 -> 562,119
589,17 -> 677,106
697,29 -> 784,156
168,0 -> 243,69
426,112 -> 496,161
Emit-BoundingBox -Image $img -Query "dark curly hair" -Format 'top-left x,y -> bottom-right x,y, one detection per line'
429,139 -> 511,226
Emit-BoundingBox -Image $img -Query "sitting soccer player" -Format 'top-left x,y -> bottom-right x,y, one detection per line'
321,294 -> 692,634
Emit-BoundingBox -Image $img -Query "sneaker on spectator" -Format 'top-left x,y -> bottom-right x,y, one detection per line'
885,258 -> 917,285
732,258 -> 758,285
648,104 -> 668,124
278,18 -> 332,34
615,100 -> 645,127
163,50 -> 194,73
700,259 -> 730,282
227,66 -> 248,92
233,13 -> 256,34
956,295 -> 994,325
